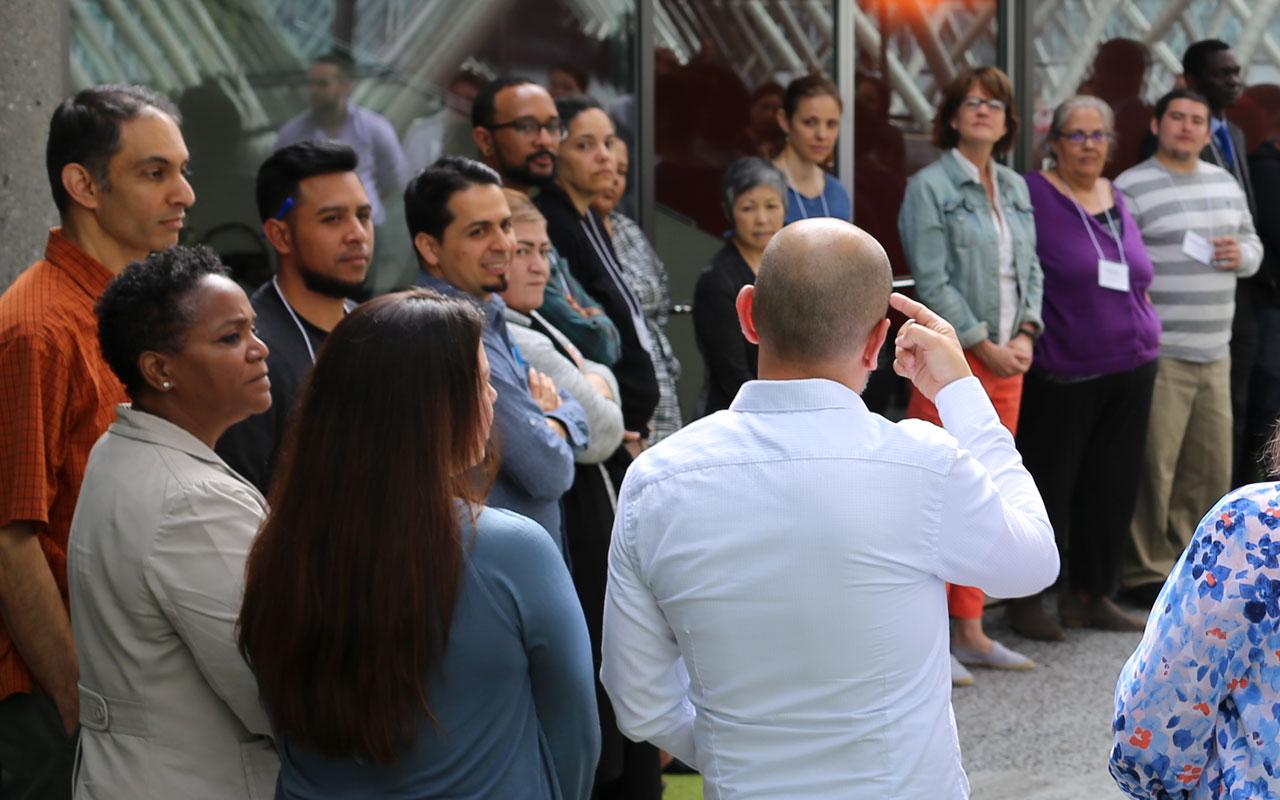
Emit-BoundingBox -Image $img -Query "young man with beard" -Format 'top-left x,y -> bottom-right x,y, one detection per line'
216,141 -> 372,493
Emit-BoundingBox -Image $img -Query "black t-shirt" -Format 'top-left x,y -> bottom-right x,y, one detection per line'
215,282 -> 330,495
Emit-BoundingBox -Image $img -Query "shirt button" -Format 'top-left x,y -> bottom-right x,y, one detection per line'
94,705 -> 105,721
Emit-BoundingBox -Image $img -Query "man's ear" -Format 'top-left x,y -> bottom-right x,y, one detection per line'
414,232 -> 442,271
262,218 -> 292,258
1150,116 -> 1159,137
861,318 -> 891,371
736,284 -> 760,345
473,126 -> 495,159
62,163 -> 102,212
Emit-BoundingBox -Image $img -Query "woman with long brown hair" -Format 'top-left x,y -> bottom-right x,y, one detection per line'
237,289 -> 600,798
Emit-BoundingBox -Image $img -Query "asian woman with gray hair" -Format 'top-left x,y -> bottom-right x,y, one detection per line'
692,157 -> 787,416
1015,94 -> 1160,639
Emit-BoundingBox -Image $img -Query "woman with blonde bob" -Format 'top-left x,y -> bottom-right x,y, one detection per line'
238,289 -> 600,799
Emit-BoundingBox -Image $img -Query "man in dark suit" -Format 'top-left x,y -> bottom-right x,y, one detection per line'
1140,39 -> 1258,484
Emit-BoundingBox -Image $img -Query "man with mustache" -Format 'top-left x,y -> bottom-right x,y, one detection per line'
0,84 -> 194,798
216,141 -> 373,494
409,156 -> 587,551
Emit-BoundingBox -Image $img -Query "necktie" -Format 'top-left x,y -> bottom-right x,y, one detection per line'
1214,124 -> 1236,172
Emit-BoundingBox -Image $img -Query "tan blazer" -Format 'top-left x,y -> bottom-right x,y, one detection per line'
68,406 -> 278,799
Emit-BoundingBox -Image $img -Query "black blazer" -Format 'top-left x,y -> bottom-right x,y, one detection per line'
693,243 -> 758,417
534,185 -> 660,437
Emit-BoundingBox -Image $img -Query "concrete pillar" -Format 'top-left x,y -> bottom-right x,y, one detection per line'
0,1 -> 68,290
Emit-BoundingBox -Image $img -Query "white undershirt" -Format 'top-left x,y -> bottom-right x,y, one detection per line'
950,149 -> 1018,345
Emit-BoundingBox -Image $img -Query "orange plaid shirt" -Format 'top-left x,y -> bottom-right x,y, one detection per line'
0,229 -> 126,699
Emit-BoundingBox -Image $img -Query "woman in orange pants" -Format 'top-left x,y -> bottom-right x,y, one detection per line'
898,65 -> 1045,685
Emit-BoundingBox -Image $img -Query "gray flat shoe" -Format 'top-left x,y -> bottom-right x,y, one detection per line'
952,640 -> 1035,671
951,654 -> 975,686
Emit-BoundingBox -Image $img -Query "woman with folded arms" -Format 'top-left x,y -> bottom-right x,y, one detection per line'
70,245 -> 278,798
1019,96 -> 1159,639
238,289 -> 600,799
898,65 -> 1044,685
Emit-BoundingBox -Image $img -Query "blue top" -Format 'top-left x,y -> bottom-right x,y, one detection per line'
276,505 -> 601,800
1110,481 -> 1280,800
783,173 -> 851,225
416,272 -> 589,551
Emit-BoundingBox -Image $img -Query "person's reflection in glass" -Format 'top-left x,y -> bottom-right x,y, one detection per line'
403,69 -> 485,174
1077,39 -> 1152,179
739,81 -> 784,158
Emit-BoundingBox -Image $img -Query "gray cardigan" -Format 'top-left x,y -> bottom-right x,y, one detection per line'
505,307 -> 625,465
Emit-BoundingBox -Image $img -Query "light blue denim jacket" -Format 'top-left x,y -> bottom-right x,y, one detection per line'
898,153 -> 1044,348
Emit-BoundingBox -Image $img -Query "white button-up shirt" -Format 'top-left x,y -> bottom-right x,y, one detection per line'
600,377 -> 1057,799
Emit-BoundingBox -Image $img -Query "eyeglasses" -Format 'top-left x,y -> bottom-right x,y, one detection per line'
487,117 -> 565,138
961,96 -> 1006,113
1059,130 -> 1111,145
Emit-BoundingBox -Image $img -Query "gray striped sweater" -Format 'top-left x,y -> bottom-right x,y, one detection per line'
1114,157 -> 1261,363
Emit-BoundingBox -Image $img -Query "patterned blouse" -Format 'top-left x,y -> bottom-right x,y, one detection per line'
607,212 -> 683,442
1110,482 -> 1280,799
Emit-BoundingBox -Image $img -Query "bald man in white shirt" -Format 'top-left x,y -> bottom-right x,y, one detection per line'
599,219 -> 1058,799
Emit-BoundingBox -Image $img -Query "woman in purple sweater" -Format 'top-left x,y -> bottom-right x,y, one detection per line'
1014,95 -> 1161,640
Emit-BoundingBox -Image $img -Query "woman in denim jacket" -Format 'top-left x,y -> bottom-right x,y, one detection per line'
898,65 -> 1045,687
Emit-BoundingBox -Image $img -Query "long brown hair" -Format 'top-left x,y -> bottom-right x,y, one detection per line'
237,288 -> 492,764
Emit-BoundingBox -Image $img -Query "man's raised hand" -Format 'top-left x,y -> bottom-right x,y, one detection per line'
889,292 -> 973,402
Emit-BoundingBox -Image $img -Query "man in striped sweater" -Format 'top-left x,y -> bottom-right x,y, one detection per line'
1115,88 -> 1262,600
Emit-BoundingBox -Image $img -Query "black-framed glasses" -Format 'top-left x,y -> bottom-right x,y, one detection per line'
487,117 -> 565,138
961,96 -> 1006,113
1059,130 -> 1111,145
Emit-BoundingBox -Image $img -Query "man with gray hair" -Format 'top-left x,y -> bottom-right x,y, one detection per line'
600,219 -> 1057,798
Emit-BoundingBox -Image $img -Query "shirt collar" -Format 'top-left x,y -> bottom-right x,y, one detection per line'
414,271 -> 505,328
109,405 -> 264,501
728,378 -> 869,415
44,228 -> 114,300
949,148 -> 994,184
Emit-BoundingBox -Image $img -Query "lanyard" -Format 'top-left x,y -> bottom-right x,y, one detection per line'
273,276 -> 317,364
1161,166 -> 1215,240
779,160 -> 830,219
1060,176 -> 1127,267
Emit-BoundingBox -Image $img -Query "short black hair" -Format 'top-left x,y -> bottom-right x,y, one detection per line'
555,94 -> 604,129
471,77 -> 536,128
96,245 -> 230,398
1183,39 -> 1231,82
46,85 -> 179,217
404,156 -> 502,245
1154,87 -> 1210,122
550,63 -> 590,93
315,51 -> 355,80
256,141 -> 360,222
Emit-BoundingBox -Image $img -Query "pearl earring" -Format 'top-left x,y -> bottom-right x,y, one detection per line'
161,381 -> 172,390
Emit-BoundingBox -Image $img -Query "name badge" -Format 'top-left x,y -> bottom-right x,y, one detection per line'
1182,230 -> 1214,265
1098,259 -> 1130,292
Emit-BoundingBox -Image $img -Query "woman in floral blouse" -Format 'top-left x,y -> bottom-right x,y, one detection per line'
592,139 -> 683,443
1110,466 -> 1280,799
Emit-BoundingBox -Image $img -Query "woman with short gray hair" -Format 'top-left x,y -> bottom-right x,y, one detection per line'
1016,93 -> 1160,639
692,157 -> 787,416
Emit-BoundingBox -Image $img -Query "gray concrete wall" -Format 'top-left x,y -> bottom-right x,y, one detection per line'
0,1 -> 68,290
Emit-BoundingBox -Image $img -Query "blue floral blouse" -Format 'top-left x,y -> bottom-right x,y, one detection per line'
1110,482 -> 1280,799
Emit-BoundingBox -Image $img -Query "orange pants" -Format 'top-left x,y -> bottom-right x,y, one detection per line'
907,349 -> 1023,620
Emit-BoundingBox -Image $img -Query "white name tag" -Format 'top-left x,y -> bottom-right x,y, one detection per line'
1182,230 -> 1214,265
1098,259 -> 1130,292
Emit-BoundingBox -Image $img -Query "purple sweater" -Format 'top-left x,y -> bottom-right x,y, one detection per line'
1024,171 -> 1160,377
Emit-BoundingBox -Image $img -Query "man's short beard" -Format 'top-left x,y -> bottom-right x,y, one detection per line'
498,150 -> 556,188
300,263 -> 366,299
